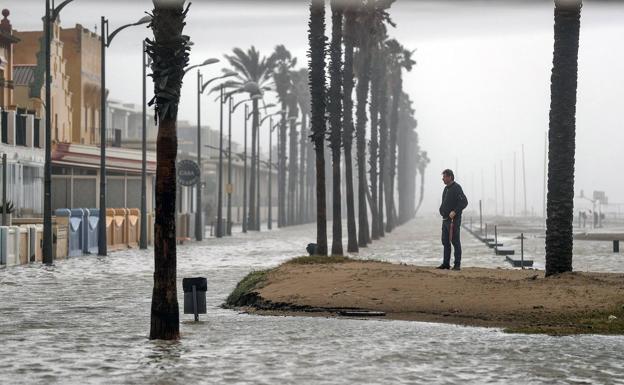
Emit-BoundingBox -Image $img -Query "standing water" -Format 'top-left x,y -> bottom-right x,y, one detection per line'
1,218 -> 623,384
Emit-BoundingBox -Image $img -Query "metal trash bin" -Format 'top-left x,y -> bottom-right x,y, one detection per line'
182,277 -> 207,321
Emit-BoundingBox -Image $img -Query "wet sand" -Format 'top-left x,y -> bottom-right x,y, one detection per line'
230,258 -> 624,334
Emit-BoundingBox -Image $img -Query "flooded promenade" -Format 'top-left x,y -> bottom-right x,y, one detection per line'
1,218 -> 623,384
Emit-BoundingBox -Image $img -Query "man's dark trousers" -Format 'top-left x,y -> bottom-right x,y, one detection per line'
441,217 -> 462,268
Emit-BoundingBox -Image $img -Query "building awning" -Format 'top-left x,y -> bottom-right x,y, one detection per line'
52,142 -> 156,174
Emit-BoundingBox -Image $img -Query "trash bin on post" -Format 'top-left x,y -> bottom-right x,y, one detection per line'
84,209 -> 99,254
68,209 -> 84,257
182,277 -> 207,321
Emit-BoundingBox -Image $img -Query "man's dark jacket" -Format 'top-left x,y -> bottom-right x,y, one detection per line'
439,182 -> 468,219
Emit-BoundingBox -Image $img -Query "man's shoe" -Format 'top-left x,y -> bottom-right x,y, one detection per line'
452,266 -> 461,271
437,264 -> 450,270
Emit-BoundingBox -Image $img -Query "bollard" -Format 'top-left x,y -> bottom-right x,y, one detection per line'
494,225 -> 498,252
182,277 -> 207,321
520,233 -> 525,269
614,240 -> 619,253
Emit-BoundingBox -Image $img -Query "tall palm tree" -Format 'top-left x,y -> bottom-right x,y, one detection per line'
291,68 -> 312,224
385,38 -> 414,232
546,0 -> 582,277
342,4 -> 359,252
272,45 -> 296,228
377,47 -> 389,236
354,1 -> 373,247
221,47 -> 276,230
397,92 -> 419,223
328,0 -> 344,256
367,7 -> 393,239
287,93 -> 299,226
415,151 -> 429,216
147,0 -> 190,340
369,47 -> 381,240
308,0 -> 328,256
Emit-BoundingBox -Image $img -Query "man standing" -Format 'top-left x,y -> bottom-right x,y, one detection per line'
438,169 -> 468,270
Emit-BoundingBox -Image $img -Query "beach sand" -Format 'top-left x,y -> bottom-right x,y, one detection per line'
228,258 -> 624,334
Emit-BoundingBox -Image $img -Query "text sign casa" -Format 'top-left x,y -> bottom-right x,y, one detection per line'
177,160 -> 200,186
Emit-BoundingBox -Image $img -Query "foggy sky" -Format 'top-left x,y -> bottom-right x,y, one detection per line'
6,1 -> 624,215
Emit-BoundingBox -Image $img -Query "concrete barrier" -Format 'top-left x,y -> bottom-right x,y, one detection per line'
84,209 -> 99,254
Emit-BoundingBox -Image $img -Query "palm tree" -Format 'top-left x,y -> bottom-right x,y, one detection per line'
272,45 -> 296,228
397,92 -> 419,223
147,0 -> 190,340
221,47 -> 276,230
290,68 -> 312,224
328,0 -> 344,256
308,0 -> 328,256
343,4 -> 359,252
546,0 -> 582,277
415,151 -> 429,216
377,47 -> 389,236
354,1 -> 373,247
287,93 -> 299,226
369,47 -> 381,240
385,38 -> 414,232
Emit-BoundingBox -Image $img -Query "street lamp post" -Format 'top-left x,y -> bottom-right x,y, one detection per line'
227,97 -> 233,236
99,15 -> 151,257
190,59 -> 220,242
231,95 -> 261,233
43,0 -> 75,264
260,112 -> 282,230
268,117 -> 274,230
242,104 -> 248,233
140,39 -> 148,249
215,85 -> 227,238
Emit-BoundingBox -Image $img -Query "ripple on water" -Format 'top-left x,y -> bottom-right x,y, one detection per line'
1,219 -> 623,384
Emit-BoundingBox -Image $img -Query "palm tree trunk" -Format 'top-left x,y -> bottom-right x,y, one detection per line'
248,98 -> 259,230
309,0 -> 327,256
329,0 -> 343,256
546,0 -> 581,277
355,28 -> 372,247
298,113 -> 307,225
148,0 -> 189,340
386,72 -> 400,233
278,111 -> 287,227
377,56 -> 389,237
306,114 -> 316,223
368,47 -> 380,240
287,98 -> 299,226
343,7 -> 358,253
